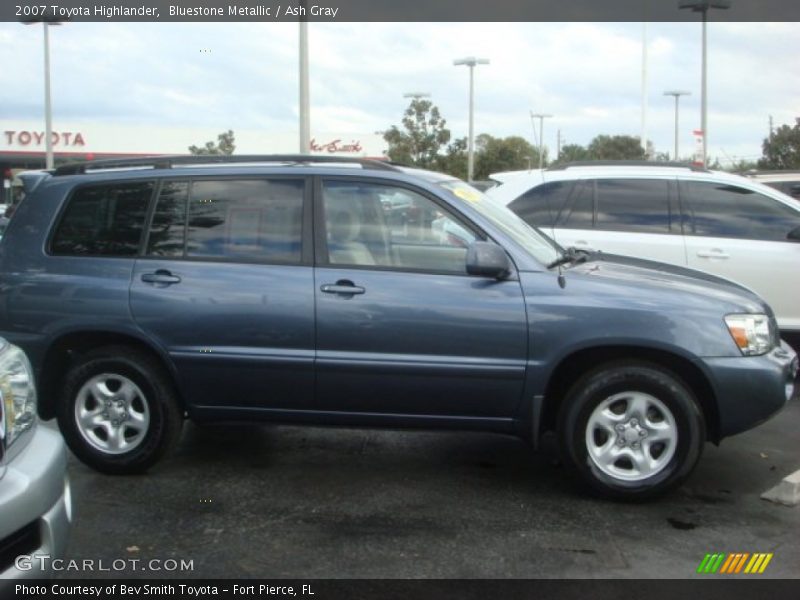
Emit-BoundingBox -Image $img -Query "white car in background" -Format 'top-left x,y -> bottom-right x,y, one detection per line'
487,162 -> 800,336
741,170 -> 800,202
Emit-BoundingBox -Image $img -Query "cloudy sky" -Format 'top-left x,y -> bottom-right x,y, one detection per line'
0,20 -> 797,165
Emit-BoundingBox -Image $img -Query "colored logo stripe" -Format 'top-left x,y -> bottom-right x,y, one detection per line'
745,553 -> 774,574
723,553 -> 748,573
697,552 -> 773,574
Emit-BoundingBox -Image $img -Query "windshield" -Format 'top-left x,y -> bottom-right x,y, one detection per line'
437,180 -> 562,267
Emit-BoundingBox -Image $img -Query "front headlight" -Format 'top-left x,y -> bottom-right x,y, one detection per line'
0,341 -> 37,449
724,314 -> 774,356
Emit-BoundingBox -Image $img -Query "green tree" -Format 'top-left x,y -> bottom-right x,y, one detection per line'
652,151 -> 671,162
759,121 -> 800,169
435,137 -> 468,180
587,134 -> 646,160
189,129 -> 236,155
383,99 -> 451,168
554,143 -> 590,165
721,158 -> 759,173
473,134 -> 541,179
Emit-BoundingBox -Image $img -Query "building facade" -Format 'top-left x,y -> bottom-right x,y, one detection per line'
0,120 -> 386,204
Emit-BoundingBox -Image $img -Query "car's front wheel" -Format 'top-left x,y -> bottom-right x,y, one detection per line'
57,345 -> 183,474
559,361 -> 705,500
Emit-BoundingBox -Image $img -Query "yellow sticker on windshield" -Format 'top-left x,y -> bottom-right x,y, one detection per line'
452,187 -> 482,203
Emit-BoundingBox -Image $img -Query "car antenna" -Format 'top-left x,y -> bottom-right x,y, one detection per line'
538,167 -> 566,289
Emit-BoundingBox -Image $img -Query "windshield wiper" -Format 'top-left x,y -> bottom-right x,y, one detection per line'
547,246 -> 591,270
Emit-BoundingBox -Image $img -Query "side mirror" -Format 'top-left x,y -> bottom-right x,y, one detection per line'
788,225 -> 800,242
466,241 -> 511,279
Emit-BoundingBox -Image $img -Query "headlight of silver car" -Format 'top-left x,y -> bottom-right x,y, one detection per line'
724,314 -> 774,356
0,341 -> 37,449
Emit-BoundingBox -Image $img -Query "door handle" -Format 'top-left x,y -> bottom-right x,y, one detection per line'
141,270 -> 182,285
321,282 -> 365,295
696,249 -> 730,259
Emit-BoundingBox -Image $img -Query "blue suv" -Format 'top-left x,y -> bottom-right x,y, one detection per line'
0,156 -> 796,499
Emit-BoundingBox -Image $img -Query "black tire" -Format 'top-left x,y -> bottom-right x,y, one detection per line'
558,361 -> 705,500
56,345 -> 183,474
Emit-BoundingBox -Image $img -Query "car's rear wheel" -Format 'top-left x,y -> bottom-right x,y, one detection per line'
57,345 -> 182,474
559,361 -> 705,500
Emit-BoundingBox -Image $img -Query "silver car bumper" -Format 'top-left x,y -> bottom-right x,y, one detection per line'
0,422 -> 71,581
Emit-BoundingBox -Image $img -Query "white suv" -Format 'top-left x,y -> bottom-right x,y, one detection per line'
741,170 -> 800,202
488,162 -> 800,334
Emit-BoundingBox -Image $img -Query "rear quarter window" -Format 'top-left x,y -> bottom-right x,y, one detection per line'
50,181 -> 154,256
556,180 -> 594,229
507,181 -> 573,229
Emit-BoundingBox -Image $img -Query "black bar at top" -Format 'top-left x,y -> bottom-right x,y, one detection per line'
2,0 -> 799,23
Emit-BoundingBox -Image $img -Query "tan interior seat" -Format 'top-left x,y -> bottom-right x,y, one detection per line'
327,206 -> 376,265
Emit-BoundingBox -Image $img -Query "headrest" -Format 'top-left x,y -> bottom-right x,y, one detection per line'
329,207 -> 360,243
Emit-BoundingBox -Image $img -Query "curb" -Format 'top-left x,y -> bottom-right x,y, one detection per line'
761,469 -> 800,506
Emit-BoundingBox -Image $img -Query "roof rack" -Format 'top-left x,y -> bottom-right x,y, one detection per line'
547,160 -> 709,172
53,154 -> 400,176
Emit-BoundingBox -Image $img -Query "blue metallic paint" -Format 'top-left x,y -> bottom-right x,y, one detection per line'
0,165 -> 795,448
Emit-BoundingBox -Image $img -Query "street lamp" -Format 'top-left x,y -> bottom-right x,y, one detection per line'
663,90 -> 691,160
23,18 -> 61,170
530,112 -> 552,170
679,0 -> 731,166
298,2 -> 310,154
453,57 -> 489,182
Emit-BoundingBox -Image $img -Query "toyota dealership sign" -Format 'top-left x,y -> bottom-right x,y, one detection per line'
0,121 -> 385,160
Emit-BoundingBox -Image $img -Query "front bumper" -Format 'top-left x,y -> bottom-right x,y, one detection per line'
0,422 -> 71,581
701,340 -> 798,439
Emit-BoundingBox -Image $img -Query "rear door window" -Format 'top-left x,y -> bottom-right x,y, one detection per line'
595,178 -> 672,234
51,181 -> 154,256
146,180 -> 188,257
145,178 -> 305,263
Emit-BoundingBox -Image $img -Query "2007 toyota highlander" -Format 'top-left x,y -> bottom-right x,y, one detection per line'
0,156 -> 796,499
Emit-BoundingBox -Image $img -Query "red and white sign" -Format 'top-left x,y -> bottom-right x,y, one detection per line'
0,121 -> 385,159
692,129 -> 704,166
4,130 -> 86,147
309,138 -> 364,154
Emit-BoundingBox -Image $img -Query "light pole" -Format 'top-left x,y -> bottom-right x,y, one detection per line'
23,18 -> 61,170
299,14 -> 310,154
641,22 -> 649,158
453,57 -> 489,182
679,0 -> 731,166
530,112 -> 552,169
663,90 -> 691,160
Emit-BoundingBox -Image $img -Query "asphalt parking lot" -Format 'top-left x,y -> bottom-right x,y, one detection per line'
61,382 -> 800,580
